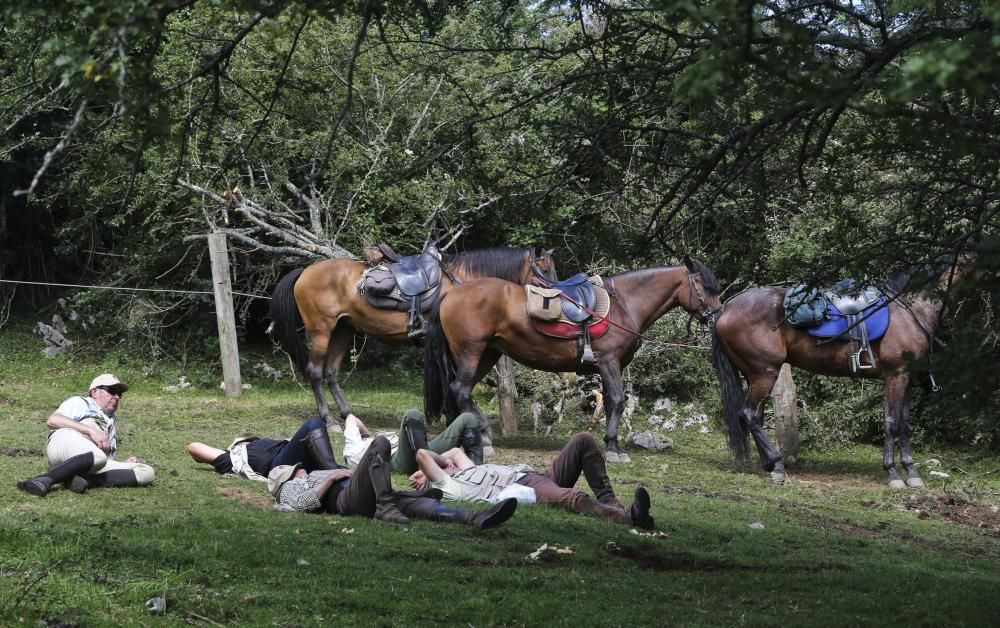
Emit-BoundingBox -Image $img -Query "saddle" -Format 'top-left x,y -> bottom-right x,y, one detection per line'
783,279 -> 891,372
359,243 -> 445,340
526,274 -> 611,366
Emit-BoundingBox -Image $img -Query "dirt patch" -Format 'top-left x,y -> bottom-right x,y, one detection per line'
789,472 -> 879,491
609,544 -> 740,572
900,495 -> 1000,537
216,486 -> 274,510
661,485 -> 750,502
1,447 -> 44,458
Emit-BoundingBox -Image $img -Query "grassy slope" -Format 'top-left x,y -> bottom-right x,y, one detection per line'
1,327 -> 998,627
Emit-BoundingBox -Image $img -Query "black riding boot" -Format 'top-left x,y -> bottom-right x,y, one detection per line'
17,452 -> 95,498
462,427 -> 484,465
86,469 -> 140,489
369,454 -> 409,523
403,417 -> 429,452
306,428 -> 340,470
429,498 -> 518,529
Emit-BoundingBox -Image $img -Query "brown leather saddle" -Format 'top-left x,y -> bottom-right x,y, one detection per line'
526,274 -> 611,366
359,243 -> 445,340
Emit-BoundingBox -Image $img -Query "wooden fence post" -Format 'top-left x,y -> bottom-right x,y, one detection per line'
497,355 -> 519,436
771,363 -> 798,464
208,232 -> 242,397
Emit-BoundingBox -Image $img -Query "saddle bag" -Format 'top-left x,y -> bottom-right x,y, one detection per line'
783,284 -> 828,328
526,285 -> 564,321
361,266 -> 397,297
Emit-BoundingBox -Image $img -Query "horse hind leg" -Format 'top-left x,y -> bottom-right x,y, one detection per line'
321,326 -> 356,430
744,377 -> 785,483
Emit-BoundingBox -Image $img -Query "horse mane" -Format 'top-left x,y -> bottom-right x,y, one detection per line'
445,247 -> 532,282
884,253 -> 958,296
690,258 -> 721,295
611,259 -> 721,294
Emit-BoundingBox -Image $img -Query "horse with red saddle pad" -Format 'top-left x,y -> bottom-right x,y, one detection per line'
423,257 -> 722,462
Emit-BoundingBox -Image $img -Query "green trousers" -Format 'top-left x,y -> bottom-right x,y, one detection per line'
390,410 -> 479,474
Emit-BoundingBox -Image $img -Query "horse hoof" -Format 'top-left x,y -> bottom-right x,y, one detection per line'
327,422 -> 343,433
766,471 -> 786,485
888,479 -> 906,490
605,451 -> 621,464
905,477 -> 925,488
617,452 -> 631,463
483,446 -> 495,458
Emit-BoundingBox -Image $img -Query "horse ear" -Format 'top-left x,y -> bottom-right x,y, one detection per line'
683,254 -> 696,271
546,248 -> 555,256
534,245 -> 544,257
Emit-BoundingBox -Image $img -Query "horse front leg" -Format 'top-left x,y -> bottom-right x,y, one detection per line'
744,377 -> 785,484
897,381 -> 924,487
883,375 -> 911,489
597,362 -> 629,464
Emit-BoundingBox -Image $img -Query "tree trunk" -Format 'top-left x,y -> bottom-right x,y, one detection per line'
497,355 -> 518,436
771,363 -> 798,464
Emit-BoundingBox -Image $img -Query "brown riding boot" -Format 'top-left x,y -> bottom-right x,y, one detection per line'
571,494 -> 632,525
369,453 -> 409,524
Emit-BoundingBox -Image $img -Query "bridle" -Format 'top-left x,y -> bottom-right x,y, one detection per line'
687,269 -> 719,325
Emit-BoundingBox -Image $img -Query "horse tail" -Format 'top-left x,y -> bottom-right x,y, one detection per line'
711,321 -> 750,465
423,307 -> 458,422
268,268 -> 309,374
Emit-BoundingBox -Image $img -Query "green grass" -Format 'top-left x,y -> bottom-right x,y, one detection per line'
1,325 -> 998,627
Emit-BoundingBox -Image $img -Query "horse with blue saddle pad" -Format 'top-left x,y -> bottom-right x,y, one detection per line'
711,250 -> 976,488
783,279 -> 891,372
525,273 -> 611,365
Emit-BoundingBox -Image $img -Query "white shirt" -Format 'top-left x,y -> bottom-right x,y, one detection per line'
54,395 -> 118,457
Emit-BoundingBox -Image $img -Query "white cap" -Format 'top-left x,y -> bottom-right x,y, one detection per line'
89,373 -> 129,394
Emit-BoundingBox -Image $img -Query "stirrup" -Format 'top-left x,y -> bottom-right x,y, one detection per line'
579,325 -> 597,365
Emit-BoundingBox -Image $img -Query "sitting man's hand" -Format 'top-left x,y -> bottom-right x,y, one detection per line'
88,428 -> 111,453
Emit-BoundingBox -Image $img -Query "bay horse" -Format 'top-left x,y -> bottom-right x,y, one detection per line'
711,251 -> 974,488
269,246 -> 557,424
423,257 -> 722,462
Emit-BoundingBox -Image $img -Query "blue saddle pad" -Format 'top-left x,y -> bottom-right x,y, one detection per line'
552,273 -> 595,322
805,298 -> 890,340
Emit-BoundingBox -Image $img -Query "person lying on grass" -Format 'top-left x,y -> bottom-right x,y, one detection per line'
342,409 -> 484,474
269,434 -> 517,529
408,432 -> 654,529
17,373 -> 154,497
186,416 -> 339,483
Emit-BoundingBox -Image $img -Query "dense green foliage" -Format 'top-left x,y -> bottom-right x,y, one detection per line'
1,1 -> 997,444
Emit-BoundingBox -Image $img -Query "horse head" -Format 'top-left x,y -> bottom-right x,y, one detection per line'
683,255 -> 723,322
532,245 -> 558,283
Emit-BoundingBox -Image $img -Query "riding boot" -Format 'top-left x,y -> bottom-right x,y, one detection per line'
579,444 -> 624,510
403,417 -> 429,453
393,488 -> 443,500
87,469 -> 140,488
462,427 -> 484,465
369,454 -> 409,523
17,452 -> 95,498
572,494 -> 633,526
306,428 -> 340,470
629,487 -> 655,530
428,498 -> 518,529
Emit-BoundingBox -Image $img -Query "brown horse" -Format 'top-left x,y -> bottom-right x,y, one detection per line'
270,246 -> 557,424
711,251 -> 973,487
423,257 -> 722,462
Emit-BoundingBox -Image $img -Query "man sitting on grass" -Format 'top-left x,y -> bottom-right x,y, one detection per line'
408,432 -> 654,529
269,434 -> 517,529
